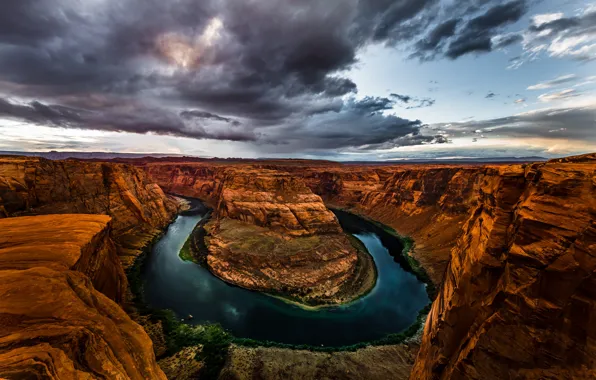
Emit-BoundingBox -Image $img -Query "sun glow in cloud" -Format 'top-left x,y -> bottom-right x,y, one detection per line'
155,17 -> 223,69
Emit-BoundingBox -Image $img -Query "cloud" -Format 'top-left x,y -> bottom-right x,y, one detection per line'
515,6 -> 596,66
537,89 -> 580,102
411,19 -> 459,60
527,74 -> 578,90
255,96 -> 447,152
0,0 -> 585,157
0,97 -> 257,142
445,0 -> 527,59
0,0 -> 451,152
407,0 -> 531,60
431,103 -> 596,142
180,110 -> 241,126
390,93 -> 436,109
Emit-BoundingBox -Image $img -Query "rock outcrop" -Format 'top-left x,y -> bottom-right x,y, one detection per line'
143,161 -> 486,285
0,156 -> 179,268
215,168 -> 343,237
199,168 -> 376,305
0,215 -> 166,379
141,162 -> 376,304
410,159 -> 596,379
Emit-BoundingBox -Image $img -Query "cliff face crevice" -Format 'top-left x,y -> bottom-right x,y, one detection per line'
410,159 -> 596,379
0,157 -> 179,268
0,214 -> 166,379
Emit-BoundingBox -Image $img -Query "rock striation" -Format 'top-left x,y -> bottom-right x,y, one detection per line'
215,168 -> 343,236
194,167 -> 375,305
410,158 -> 596,379
141,162 -> 375,304
0,215 -> 166,379
143,161 -> 486,285
0,156 -> 179,268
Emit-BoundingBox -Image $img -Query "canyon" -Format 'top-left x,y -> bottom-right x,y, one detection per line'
0,153 -> 595,379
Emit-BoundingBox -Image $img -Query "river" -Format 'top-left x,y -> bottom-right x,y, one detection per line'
141,200 -> 430,347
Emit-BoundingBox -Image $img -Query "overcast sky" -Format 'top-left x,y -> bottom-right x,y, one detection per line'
0,0 -> 595,160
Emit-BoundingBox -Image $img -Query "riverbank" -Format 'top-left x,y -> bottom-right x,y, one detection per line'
331,208 -> 437,300
181,212 -> 378,308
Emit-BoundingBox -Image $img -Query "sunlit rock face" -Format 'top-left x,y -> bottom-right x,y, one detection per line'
266,163 -> 487,285
0,156 -> 179,268
143,162 -> 373,305
0,215 -> 166,380
410,156 -> 596,379
216,168 -> 343,236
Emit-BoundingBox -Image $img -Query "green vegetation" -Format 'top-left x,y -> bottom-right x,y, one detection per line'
178,237 -> 194,262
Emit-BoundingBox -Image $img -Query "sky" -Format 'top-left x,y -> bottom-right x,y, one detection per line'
0,0 -> 595,160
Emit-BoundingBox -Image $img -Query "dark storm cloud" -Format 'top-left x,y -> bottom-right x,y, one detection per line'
445,0 -> 527,59
180,110 -> 241,126
411,19 -> 459,60
0,97 -> 256,141
0,0 -> 555,154
257,96 -> 448,152
407,0 -> 529,60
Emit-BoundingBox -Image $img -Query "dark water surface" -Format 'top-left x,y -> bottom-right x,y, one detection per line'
141,200 -> 430,346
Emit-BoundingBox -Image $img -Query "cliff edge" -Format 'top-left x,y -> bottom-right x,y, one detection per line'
0,215 -> 166,379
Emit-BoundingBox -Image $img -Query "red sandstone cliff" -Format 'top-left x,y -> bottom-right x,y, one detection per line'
142,161 -> 488,285
0,156 -> 179,268
205,167 -> 375,305
409,158 -> 596,379
215,168 -> 343,236
0,215 -> 166,379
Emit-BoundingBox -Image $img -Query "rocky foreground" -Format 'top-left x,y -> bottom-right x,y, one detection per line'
0,156 -> 179,268
0,215 -> 166,379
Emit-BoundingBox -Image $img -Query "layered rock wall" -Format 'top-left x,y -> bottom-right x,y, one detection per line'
0,156 -> 178,267
140,156 -> 596,377
410,159 -> 596,379
0,215 -> 166,379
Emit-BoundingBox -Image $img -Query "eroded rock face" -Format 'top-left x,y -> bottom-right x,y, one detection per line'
410,159 -> 596,379
203,168 -> 375,305
144,163 -> 374,305
216,168 -> 343,237
0,215 -> 166,380
0,156 -> 179,268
